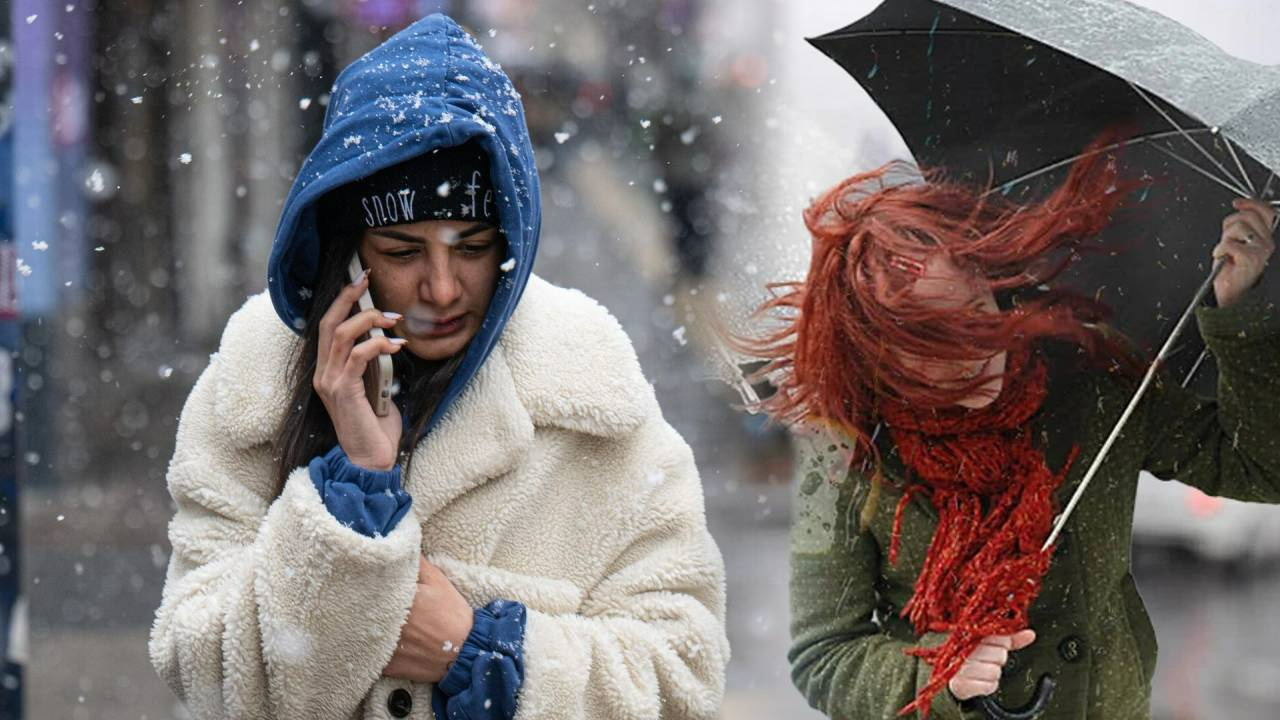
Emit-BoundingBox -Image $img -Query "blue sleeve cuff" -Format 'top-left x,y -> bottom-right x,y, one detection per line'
433,599 -> 527,719
307,444 -> 411,538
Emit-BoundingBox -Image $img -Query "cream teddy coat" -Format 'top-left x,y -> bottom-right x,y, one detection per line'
149,275 -> 729,719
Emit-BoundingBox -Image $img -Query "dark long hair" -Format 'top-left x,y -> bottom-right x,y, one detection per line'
271,224 -> 466,493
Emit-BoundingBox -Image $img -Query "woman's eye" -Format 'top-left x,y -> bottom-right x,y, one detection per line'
385,249 -> 418,259
459,243 -> 494,255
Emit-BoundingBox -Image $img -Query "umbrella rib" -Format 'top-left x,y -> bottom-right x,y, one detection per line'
1222,138 -> 1258,196
1182,348 -> 1210,388
1127,81 -> 1253,196
981,128 -> 1241,197
1148,143 -> 1252,198
1263,171 -> 1277,199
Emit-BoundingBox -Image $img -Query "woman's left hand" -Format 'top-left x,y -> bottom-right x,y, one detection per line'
1213,198 -> 1276,308
383,556 -> 475,683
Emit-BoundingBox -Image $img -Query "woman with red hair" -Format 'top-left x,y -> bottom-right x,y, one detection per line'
748,140 -> 1280,719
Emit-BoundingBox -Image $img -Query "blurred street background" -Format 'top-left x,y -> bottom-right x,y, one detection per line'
4,0 -> 1280,718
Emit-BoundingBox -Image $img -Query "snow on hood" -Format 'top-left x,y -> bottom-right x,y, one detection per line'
266,13 -> 540,435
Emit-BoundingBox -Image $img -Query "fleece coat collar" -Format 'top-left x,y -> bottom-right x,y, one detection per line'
211,274 -> 651,494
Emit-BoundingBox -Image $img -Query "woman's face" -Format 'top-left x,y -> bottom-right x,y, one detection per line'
872,247 -> 1002,386
874,248 -> 996,313
359,219 -> 505,361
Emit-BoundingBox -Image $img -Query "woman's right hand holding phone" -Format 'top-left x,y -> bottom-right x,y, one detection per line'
948,629 -> 1036,702
314,269 -> 406,470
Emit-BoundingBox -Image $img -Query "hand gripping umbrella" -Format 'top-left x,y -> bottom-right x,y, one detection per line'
811,1 -> 1280,717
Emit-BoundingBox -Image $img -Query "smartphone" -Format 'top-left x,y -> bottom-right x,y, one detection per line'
347,252 -> 395,417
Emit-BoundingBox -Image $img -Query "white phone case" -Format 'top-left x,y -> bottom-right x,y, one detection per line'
347,253 -> 395,417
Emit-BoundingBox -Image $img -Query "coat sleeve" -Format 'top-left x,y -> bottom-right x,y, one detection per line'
1141,285 -> 1280,502
787,434 -> 980,720
511,416 -> 728,720
149,352 -> 422,720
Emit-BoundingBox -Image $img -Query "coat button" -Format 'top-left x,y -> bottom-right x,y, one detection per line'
387,688 -> 413,718
1058,635 -> 1085,663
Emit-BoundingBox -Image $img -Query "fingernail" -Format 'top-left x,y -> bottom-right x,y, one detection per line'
382,311 -> 402,320
389,337 -> 408,345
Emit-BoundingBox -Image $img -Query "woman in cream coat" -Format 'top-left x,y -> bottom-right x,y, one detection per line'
150,15 -> 727,720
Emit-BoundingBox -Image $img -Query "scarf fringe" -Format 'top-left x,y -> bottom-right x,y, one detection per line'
882,348 -> 1080,718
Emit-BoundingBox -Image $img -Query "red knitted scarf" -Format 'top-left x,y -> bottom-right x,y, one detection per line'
880,345 -> 1078,718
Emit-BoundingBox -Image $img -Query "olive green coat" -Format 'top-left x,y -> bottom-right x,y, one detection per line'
789,288 -> 1280,720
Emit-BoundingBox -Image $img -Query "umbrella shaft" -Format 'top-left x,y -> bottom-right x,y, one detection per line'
1042,257 -> 1227,551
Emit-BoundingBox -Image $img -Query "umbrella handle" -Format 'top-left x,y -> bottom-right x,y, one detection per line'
976,674 -> 1056,720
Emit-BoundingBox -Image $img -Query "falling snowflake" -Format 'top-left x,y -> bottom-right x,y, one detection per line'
653,179 -> 667,194
298,97 -> 312,110
639,119 -> 651,129
178,153 -> 193,164
130,96 -> 143,105
25,14 -> 37,24
436,181 -> 451,197
554,131 -> 571,144
712,115 -> 723,124
500,258 -> 516,272
15,259 -> 32,277
672,326 -> 687,346
31,241 -> 48,251
249,38 -> 260,52
85,169 -> 105,194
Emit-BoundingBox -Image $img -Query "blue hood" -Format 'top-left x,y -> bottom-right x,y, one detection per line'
267,14 -> 540,434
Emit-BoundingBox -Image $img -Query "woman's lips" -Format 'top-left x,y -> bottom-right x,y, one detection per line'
403,314 -> 465,338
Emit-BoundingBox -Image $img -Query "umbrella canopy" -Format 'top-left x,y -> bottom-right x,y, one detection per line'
810,0 -> 1280,383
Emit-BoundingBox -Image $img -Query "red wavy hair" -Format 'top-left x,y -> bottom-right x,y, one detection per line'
743,132 -> 1147,464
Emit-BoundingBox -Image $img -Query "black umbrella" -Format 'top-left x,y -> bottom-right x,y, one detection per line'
811,1 -> 1280,718
811,0 -> 1280,380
